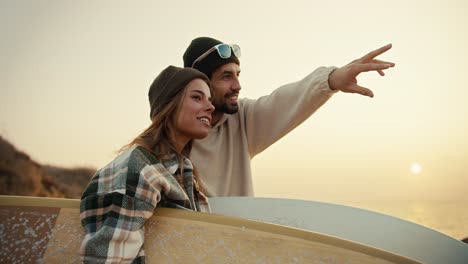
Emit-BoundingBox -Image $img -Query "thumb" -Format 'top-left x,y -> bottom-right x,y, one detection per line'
352,84 -> 374,98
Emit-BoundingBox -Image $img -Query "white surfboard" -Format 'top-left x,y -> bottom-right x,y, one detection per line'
209,197 -> 468,264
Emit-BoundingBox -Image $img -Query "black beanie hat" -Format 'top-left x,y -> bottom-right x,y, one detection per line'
183,37 -> 240,77
148,65 -> 209,118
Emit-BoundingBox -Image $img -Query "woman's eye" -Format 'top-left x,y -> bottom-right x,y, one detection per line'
192,95 -> 201,101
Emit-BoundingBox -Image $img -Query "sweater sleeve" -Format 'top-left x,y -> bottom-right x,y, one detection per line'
243,66 -> 338,156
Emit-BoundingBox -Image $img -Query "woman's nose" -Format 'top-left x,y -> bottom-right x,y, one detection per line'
206,101 -> 215,113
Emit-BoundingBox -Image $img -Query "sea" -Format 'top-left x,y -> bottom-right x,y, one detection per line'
343,200 -> 468,241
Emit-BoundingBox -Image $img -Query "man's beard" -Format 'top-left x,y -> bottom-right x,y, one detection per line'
218,102 -> 239,114
214,93 -> 239,114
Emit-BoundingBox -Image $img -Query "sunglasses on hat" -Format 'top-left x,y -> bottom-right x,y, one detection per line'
191,44 -> 241,68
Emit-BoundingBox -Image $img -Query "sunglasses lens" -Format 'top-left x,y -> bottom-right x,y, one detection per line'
231,44 -> 241,58
217,44 -> 232,58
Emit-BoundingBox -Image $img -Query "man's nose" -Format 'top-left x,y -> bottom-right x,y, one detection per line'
231,77 -> 241,92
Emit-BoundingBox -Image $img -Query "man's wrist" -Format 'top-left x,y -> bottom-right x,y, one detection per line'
328,68 -> 338,91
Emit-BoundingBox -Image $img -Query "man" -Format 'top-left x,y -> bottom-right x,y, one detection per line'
183,37 -> 395,197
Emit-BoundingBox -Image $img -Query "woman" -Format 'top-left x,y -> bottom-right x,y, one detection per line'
80,66 -> 215,263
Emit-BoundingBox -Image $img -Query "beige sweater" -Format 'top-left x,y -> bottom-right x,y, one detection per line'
191,66 -> 337,197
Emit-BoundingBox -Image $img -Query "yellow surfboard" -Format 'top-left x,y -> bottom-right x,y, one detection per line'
0,195 -> 420,263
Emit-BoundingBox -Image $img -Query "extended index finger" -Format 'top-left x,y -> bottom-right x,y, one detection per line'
358,44 -> 392,63
351,63 -> 393,75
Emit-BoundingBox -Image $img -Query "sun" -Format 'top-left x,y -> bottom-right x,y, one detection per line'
410,162 -> 422,175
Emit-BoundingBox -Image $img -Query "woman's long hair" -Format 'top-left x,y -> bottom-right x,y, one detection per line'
120,86 -> 204,192
121,87 -> 189,158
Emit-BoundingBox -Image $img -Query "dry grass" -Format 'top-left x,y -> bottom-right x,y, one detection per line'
0,136 -> 96,199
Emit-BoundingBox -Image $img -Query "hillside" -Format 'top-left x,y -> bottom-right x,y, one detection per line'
0,136 -> 95,198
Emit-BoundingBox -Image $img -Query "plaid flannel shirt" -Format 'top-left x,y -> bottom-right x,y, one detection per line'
80,146 -> 210,263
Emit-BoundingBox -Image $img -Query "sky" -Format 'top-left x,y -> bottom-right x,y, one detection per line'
1,0 -> 467,203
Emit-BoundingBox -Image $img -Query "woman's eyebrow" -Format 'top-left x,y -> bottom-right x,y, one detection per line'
189,89 -> 212,101
189,89 -> 204,95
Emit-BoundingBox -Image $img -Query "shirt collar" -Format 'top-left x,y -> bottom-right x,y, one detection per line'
162,153 -> 193,175
212,114 -> 229,129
